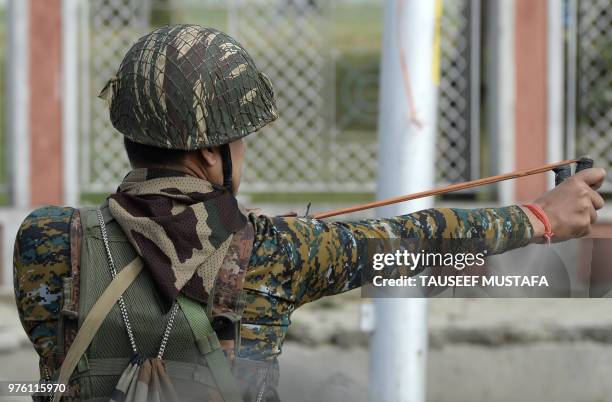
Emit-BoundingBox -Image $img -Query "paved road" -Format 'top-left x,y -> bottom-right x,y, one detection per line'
6,341 -> 612,402
4,294 -> 612,401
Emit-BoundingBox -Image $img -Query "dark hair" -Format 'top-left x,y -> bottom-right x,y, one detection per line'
123,137 -> 189,167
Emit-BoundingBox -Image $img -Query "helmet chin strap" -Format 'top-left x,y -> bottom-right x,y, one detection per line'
220,144 -> 233,194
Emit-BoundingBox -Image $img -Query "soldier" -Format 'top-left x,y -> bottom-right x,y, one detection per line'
13,24 -> 606,402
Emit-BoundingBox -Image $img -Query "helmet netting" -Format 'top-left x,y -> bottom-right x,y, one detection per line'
104,24 -> 278,150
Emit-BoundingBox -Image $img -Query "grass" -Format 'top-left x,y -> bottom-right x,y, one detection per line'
332,4 -> 383,53
80,192 -> 109,206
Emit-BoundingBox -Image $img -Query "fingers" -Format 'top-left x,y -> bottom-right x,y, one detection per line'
587,186 -> 604,226
590,188 -> 605,210
574,167 -> 607,189
589,204 -> 598,224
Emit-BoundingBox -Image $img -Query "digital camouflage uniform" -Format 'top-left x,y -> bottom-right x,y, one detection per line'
13,23 -> 535,400
14,205 -> 533,361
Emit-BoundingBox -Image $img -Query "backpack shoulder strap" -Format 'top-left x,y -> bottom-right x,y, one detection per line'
57,208 -> 83,358
52,257 -> 143,402
177,295 -> 243,402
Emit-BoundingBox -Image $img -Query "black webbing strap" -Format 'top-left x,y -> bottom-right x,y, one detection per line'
220,144 -> 233,193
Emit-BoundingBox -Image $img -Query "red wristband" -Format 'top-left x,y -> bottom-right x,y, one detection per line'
523,204 -> 554,244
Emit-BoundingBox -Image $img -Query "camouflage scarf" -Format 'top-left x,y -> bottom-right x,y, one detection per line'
108,168 -> 247,309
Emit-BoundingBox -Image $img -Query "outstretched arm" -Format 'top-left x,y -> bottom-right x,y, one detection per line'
244,167 -> 606,307
245,205 -> 533,307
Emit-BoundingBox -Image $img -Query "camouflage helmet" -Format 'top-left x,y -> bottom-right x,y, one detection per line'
100,24 -> 278,150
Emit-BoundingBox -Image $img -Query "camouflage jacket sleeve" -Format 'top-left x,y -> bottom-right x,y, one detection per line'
239,205 -> 533,358
13,207 -> 74,363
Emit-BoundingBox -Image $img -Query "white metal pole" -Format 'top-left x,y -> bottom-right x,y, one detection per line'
547,0 -> 564,188
3,0 -> 30,286
494,0 -> 516,204
79,0 -> 90,191
565,0 -> 577,160
7,0 -> 30,208
370,1 -> 440,401
62,0 -> 79,206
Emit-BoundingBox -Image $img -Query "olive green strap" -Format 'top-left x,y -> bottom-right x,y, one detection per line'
52,257 -> 144,402
177,295 -> 243,402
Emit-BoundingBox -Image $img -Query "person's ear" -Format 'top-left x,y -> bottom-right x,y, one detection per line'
199,147 -> 219,167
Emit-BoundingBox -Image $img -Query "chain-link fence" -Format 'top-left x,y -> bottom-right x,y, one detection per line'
437,0 -> 479,185
575,0 -> 612,191
80,0 -> 147,194
230,0 -> 336,192
79,0 -> 481,196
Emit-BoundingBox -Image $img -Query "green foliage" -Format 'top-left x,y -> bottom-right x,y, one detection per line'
150,0 -> 172,26
332,4 -> 382,133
